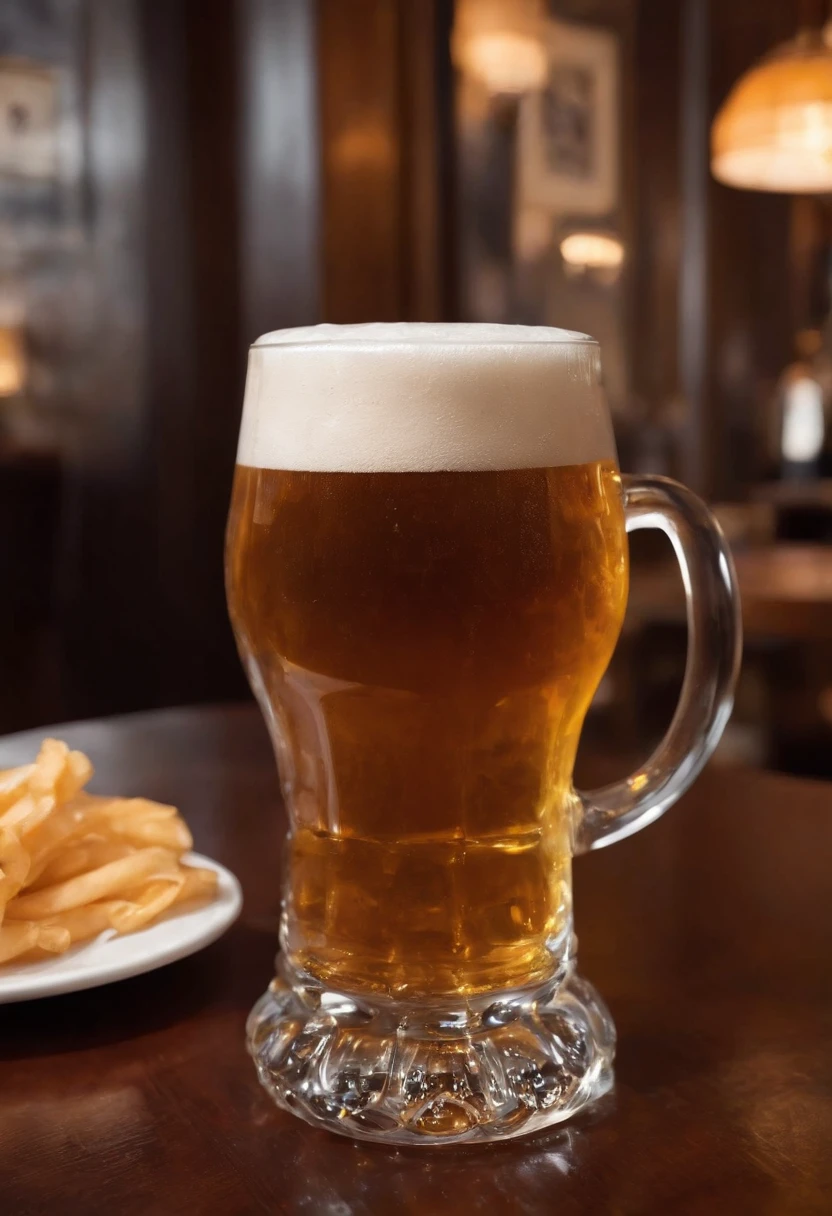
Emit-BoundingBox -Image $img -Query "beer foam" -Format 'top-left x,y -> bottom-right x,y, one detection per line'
237,323 -> 616,472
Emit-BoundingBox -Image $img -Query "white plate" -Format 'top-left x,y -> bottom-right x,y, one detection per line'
0,853 -> 242,1004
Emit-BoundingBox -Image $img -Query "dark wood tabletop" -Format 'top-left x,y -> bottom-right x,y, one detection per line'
1,704 -> 831,1215
629,543 -> 832,640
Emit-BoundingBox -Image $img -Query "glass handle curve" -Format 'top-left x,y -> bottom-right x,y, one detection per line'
574,474 -> 742,854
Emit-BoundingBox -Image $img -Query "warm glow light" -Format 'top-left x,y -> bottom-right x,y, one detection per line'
0,327 -> 25,397
560,232 -> 625,270
782,376 -> 825,462
712,31 -> 832,193
452,0 -> 546,95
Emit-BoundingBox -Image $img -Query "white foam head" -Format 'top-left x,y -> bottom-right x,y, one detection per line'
237,322 -> 616,472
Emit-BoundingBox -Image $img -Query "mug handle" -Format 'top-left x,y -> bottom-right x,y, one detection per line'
574,474 -> 742,853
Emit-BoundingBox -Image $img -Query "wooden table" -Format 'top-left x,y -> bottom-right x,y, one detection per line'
1,705 -> 831,1214
629,543 -> 832,640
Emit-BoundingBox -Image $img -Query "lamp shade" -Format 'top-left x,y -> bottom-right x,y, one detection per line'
452,0 -> 547,95
712,31 -> 832,193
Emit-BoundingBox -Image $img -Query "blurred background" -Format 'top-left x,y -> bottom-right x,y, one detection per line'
3,0 -> 832,781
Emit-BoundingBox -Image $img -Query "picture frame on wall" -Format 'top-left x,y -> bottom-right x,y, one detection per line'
517,19 -> 619,218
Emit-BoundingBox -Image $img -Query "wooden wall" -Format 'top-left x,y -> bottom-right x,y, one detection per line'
56,0 -> 325,724
0,0 -> 322,729
318,0 -> 453,322
0,0 -> 450,733
630,0 -> 683,452
632,0 -> 799,498
705,0 -> 796,498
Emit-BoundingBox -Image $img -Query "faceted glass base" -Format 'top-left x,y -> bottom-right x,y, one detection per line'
247,957 -> 615,1146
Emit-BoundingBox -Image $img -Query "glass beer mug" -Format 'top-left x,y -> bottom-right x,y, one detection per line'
226,324 -> 741,1145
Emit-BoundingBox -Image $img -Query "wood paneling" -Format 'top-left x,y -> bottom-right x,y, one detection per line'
318,0 -> 450,323
706,0 -> 796,498
238,0 -> 319,343
179,0 -> 244,703
631,0 -> 682,433
13,0 -> 323,727
679,0 -> 709,494
62,0 -> 246,717
59,0 -> 156,716
630,0 -> 799,497
319,0 -> 403,321
1,0 -> 454,731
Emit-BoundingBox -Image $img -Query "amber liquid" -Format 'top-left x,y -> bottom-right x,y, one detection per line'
226,461 -> 628,999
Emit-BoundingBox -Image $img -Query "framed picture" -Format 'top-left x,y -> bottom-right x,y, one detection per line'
517,20 -> 619,217
0,59 -> 58,180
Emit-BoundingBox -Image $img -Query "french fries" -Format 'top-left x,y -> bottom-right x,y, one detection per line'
0,739 -> 218,967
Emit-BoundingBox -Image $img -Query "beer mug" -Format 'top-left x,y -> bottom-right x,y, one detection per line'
226,324 -> 741,1145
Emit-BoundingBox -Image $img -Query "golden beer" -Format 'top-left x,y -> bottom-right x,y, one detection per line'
233,324 -> 740,1144
227,459 -> 627,999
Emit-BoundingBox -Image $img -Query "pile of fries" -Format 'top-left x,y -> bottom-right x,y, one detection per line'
0,739 -> 217,966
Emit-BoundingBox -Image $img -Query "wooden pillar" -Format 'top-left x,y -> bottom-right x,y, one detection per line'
317,0 -> 451,323
678,0 -> 710,495
61,0 -> 324,719
631,0 -> 683,433
238,0 -> 320,343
